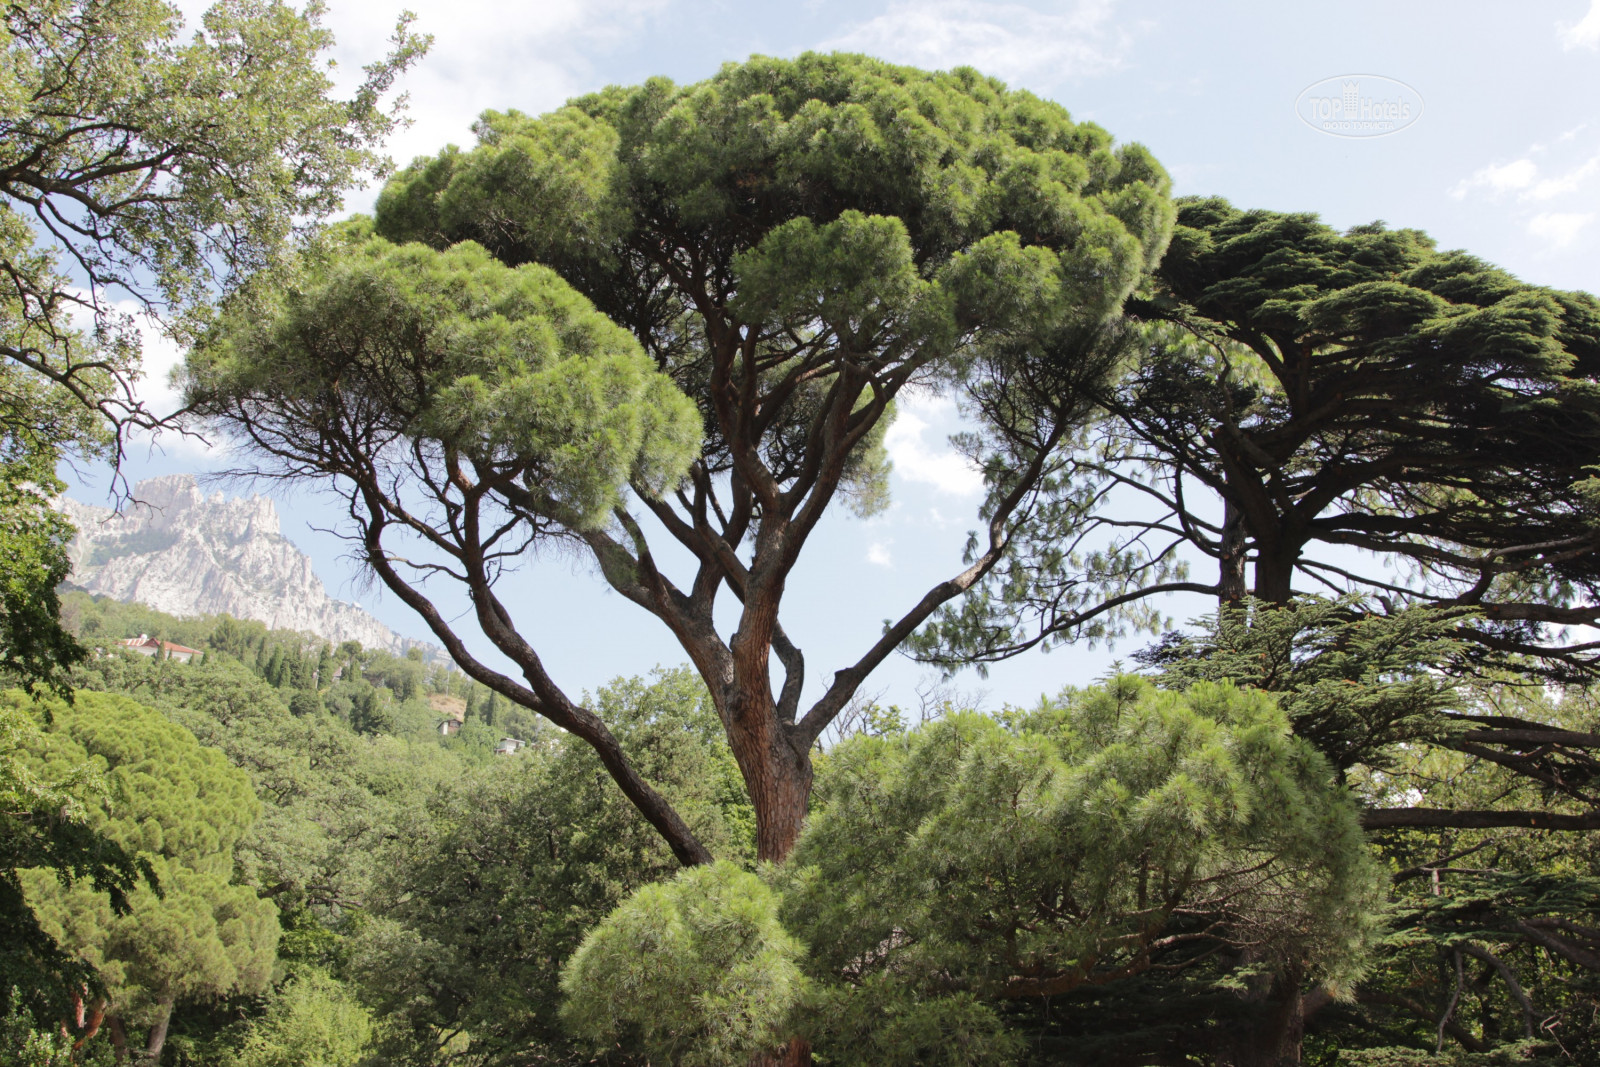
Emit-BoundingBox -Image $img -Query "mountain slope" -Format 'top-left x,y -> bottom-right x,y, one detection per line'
61,475 -> 434,657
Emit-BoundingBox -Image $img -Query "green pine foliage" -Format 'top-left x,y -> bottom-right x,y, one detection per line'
1129,599 -> 1600,1061
8,36 -> 1600,1063
15,690 -> 279,1061
349,667 -> 757,1065
48,630 -> 485,1062
560,861 -> 806,1067
781,675 -> 1385,1065
1312,682 -> 1600,1062
16,586 -> 1600,1063
0,699 -> 148,1026
188,233 -> 704,534
213,971 -> 373,1067
1136,596 -> 1466,773
185,49 -> 1177,867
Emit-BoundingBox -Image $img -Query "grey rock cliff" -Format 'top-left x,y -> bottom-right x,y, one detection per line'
61,475 -> 435,657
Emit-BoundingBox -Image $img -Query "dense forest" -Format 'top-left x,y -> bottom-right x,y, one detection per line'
8,595 -> 1600,1065
5,3 -> 1600,1064
6,593 -> 753,1064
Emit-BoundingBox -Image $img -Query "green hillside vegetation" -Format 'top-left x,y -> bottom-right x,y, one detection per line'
0,594 -> 760,1063
0,591 -> 1594,1064
59,590 -> 542,746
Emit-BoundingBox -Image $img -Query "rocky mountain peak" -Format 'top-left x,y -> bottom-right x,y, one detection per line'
61,476 -> 436,658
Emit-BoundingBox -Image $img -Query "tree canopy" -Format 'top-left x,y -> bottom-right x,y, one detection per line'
560,861 -> 805,1067
18,689 -> 278,1064
0,693 -> 147,1025
0,11 -> 427,974
29,35 -> 1600,1067
187,51 -> 1175,864
11,587 -> 1600,1064
0,0 -> 425,449
349,667 -> 755,1065
780,675 -> 1383,1066
916,197 -> 1600,673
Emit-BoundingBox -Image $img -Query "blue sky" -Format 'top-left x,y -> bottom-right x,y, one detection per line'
79,0 -> 1600,712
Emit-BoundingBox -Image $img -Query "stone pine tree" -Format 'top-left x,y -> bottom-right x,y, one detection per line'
186,53 -> 1174,864
19,691 -> 279,1065
778,677 -> 1384,1067
0,695 -> 147,1024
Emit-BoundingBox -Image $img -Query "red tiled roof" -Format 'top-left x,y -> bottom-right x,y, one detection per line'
118,636 -> 202,656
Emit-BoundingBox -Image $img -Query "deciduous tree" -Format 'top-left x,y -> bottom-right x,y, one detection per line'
0,0 -> 425,448
350,668 -> 754,1065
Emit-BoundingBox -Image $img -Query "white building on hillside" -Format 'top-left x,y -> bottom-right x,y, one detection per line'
117,635 -> 202,664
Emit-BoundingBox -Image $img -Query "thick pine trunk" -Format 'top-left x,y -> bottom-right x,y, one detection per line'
143,994 -> 175,1065
1217,973 -> 1307,1067
1251,544 -> 1298,606
729,725 -> 814,1063
755,772 -> 811,864
723,668 -> 815,1063
726,701 -> 813,863
1219,500 -> 1249,605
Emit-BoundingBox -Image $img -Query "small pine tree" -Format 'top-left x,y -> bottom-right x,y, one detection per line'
264,647 -> 285,688
561,862 -> 805,1067
289,648 -> 313,690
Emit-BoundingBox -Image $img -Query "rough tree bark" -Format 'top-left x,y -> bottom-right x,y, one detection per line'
107,1015 -> 129,1064
143,993 -> 175,1065
1216,968 -> 1311,1067
1218,498 -> 1249,606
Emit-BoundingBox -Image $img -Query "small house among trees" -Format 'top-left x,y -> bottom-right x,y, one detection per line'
117,635 -> 201,664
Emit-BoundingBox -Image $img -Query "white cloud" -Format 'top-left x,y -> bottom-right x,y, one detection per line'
883,394 -> 984,497
1525,155 -> 1600,200
1561,0 -> 1600,49
1528,211 -> 1595,248
67,292 -> 219,459
344,0 -> 672,174
1450,158 -> 1538,199
866,540 -> 894,567
127,316 -> 186,419
123,312 -> 223,460
824,0 -> 1132,88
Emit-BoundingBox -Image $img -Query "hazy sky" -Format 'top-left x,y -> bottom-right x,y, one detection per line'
83,0 -> 1600,711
